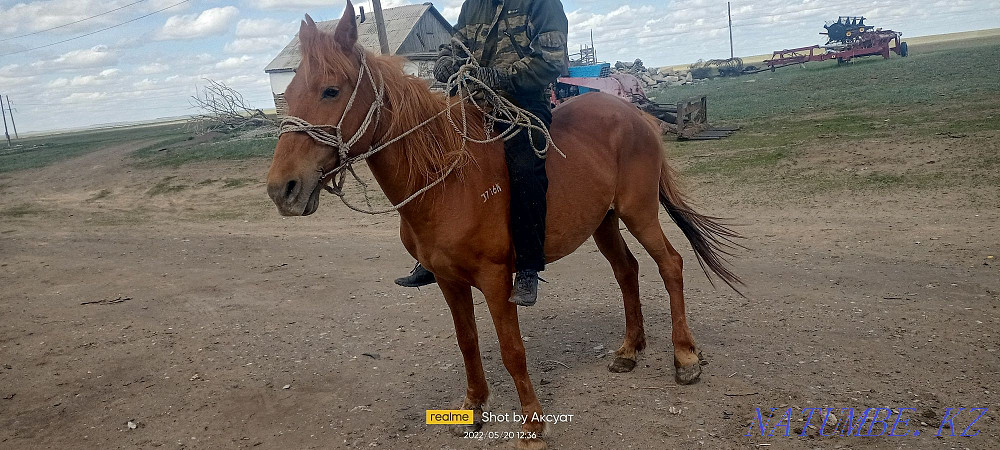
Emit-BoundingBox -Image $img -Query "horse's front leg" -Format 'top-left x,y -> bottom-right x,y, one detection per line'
438,279 -> 490,434
479,272 -> 547,450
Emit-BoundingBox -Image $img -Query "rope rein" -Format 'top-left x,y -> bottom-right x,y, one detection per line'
278,42 -> 564,215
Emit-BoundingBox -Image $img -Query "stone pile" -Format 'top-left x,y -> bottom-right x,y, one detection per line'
613,59 -> 695,89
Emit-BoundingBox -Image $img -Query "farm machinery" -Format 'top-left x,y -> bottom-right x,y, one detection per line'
552,63 -> 738,140
764,16 -> 908,70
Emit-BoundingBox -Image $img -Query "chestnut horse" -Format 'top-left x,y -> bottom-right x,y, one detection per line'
266,3 -> 741,448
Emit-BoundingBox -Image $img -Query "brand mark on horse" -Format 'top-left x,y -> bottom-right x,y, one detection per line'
482,183 -> 503,203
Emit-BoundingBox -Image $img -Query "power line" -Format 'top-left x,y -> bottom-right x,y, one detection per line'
0,0 -> 149,43
0,0 -> 191,57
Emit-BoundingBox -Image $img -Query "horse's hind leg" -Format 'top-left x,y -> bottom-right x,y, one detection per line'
593,211 -> 646,373
617,207 -> 702,385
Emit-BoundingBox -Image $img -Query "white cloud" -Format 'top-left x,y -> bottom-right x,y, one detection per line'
30,45 -> 119,71
0,75 -> 36,88
244,0 -> 343,10
0,1 -> 118,35
0,64 -> 38,87
133,78 -> 159,89
435,0 -> 465,22
225,36 -> 291,54
215,55 -> 257,70
0,0 -> 194,36
192,53 -> 216,64
62,92 -> 108,104
66,68 -> 121,86
235,18 -> 297,38
57,45 -> 117,67
156,6 -> 240,41
137,63 -> 170,75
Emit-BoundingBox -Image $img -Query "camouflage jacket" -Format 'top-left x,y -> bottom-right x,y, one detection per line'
449,0 -> 569,96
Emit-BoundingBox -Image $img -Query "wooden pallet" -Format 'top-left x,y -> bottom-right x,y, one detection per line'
684,126 -> 741,141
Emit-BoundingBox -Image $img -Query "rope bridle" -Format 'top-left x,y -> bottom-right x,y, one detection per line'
278,42 -> 564,215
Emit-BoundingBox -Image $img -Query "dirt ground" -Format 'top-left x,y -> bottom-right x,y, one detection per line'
1,131 -> 998,450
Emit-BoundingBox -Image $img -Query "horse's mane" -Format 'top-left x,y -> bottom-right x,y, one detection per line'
301,35 -> 480,184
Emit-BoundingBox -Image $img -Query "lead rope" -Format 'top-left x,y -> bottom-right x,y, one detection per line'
278,42 -> 564,215
442,39 -> 566,160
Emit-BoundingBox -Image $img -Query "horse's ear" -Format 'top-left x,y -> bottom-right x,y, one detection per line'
333,0 -> 358,52
299,14 -> 318,51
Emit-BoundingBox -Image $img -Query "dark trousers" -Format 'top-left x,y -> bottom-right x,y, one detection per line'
505,93 -> 551,272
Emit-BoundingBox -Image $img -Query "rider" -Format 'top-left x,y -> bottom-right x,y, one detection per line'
394,0 -> 569,307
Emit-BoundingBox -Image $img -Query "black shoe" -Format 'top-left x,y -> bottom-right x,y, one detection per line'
394,263 -> 436,288
509,270 -> 540,307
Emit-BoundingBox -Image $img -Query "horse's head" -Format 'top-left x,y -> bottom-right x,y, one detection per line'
267,1 -> 378,216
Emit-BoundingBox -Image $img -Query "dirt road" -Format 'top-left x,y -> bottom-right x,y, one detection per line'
1,136 -> 997,449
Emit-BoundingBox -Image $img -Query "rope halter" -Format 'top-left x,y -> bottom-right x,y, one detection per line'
277,42 -> 564,215
278,50 -> 386,199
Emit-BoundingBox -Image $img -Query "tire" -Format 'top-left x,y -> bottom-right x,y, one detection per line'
900,42 -> 909,57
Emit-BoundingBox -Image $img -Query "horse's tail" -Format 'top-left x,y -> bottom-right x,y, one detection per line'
658,158 -> 746,295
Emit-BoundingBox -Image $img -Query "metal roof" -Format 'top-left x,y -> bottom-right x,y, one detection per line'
265,3 -> 453,73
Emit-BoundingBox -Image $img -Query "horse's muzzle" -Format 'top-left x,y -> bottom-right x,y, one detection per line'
267,178 -> 321,217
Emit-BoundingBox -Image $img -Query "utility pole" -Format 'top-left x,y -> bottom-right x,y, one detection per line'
1,93 -> 10,148
728,2 -> 735,59
4,96 -> 17,139
371,0 -> 391,55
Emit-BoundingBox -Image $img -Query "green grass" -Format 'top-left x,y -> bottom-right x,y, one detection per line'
686,148 -> 791,176
649,36 -> 1000,198
0,124 -> 188,173
0,120 -> 277,174
650,38 -> 1000,128
131,136 -> 277,168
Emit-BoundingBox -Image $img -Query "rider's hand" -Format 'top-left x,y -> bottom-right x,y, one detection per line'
433,55 -> 461,83
470,67 -> 513,94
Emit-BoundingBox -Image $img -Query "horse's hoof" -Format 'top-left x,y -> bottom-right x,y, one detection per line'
450,421 -> 483,436
675,361 -> 702,385
607,356 -> 637,373
517,437 -> 547,450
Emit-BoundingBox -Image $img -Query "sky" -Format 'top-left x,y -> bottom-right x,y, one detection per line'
1,0 -> 998,133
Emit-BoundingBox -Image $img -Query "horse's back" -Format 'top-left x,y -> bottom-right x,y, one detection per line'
552,92 -> 661,151
542,92 -> 665,261
553,92 -> 644,126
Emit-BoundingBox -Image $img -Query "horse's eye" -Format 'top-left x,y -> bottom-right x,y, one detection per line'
323,87 -> 340,99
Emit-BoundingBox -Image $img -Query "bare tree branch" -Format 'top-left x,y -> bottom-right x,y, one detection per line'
189,79 -> 276,134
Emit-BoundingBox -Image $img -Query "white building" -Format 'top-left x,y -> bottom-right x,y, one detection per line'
264,3 -> 454,115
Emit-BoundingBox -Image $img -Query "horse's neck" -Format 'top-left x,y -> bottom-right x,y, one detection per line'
365,145 -> 421,207
361,71 -> 484,221
363,121 -> 448,222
